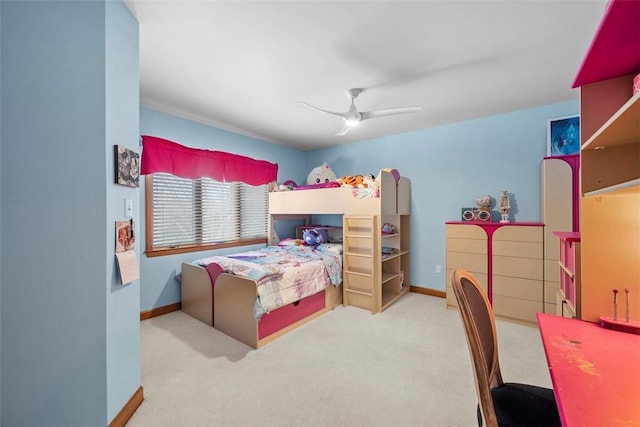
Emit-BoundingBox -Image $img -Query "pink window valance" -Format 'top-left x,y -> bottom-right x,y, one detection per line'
140,135 -> 278,186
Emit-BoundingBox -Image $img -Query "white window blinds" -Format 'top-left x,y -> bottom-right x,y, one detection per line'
150,173 -> 268,250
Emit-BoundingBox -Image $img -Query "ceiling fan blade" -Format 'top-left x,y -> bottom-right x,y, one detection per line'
298,102 -> 349,119
361,106 -> 422,121
335,124 -> 351,136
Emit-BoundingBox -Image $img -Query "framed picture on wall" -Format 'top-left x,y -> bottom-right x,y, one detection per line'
114,145 -> 140,187
547,115 -> 580,156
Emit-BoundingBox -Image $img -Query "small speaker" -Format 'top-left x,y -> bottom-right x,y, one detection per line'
477,208 -> 491,221
461,207 -> 492,221
461,207 -> 476,221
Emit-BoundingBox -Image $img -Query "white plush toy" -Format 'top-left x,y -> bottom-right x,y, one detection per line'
306,162 -> 337,185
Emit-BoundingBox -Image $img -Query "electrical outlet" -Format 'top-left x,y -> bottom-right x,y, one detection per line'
435,264 -> 442,274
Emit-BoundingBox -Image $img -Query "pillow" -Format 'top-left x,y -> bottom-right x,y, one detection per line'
315,243 -> 343,255
278,238 -> 304,247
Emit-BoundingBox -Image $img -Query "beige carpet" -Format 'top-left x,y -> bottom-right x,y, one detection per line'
127,293 -> 552,427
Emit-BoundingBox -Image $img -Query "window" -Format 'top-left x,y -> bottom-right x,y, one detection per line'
146,173 -> 268,256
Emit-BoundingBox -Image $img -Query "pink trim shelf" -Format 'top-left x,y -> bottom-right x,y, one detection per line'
553,231 -> 581,311
552,231 -> 580,243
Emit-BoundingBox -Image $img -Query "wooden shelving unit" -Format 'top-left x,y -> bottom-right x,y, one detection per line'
553,231 -> 581,319
541,155 -> 580,315
581,90 -> 640,197
573,0 -> 640,323
343,213 -> 410,313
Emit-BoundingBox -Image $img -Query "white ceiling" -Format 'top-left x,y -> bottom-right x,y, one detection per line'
124,0 -> 607,151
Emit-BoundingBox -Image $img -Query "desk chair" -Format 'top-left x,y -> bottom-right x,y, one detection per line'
451,269 -> 561,427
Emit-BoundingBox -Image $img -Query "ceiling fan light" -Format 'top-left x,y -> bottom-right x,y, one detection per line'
345,118 -> 360,127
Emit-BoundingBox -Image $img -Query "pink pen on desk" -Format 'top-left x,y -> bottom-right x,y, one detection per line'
613,289 -> 619,321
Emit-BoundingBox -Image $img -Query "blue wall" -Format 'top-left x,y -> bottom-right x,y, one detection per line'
106,1 -> 141,422
139,107 -> 308,311
0,2 -> 3,422
1,1 -> 140,425
308,100 -> 579,290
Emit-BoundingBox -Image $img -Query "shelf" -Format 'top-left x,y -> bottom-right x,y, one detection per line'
582,92 -> 640,151
584,179 -> 640,197
381,249 -> 409,262
574,0 -> 640,324
343,213 -> 409,314
559,263 -> 575,279
381,271 -> 398,284
581,140 -> 640,195
381,285 -> 410,310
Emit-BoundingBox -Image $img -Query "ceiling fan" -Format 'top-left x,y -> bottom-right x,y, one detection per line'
298,88 -> 422,136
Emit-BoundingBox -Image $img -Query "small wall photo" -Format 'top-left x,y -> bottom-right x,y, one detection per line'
115,145 -> 140,187
547,115 -> 580,156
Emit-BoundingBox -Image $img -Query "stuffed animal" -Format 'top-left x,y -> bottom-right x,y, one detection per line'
381,223 -> 396,234
302,228 -> 329,246
339,175 -> 364,188
361,174 -> 377,189
340,174 -> 376,188
307,162 -> 337,185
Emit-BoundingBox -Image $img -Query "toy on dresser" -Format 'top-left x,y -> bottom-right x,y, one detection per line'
499,190 -> 510,223
462,195 -> 492,221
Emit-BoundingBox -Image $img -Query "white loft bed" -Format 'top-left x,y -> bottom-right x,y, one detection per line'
181,169 -> 410,349
268,169 -> 411,244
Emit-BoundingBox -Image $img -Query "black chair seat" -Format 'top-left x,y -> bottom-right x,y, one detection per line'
490,382 -> 561,427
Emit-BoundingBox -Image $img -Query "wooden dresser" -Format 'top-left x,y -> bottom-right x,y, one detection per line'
446,221 -> 544,325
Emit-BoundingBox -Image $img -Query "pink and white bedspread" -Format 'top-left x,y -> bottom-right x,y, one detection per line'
195,244 -> 342,319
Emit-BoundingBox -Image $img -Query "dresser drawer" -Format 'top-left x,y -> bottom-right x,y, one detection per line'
544,278 -> 558,304
446,251 -> 487,273
492,275 -> 543,302
447,236 -> 487,254
493,255 -> 543,280
446,224 -> 487,239
493,225 -> 543,243
493,240 -> 543,259
493,294 -> 543,324
545,259 -> 560,282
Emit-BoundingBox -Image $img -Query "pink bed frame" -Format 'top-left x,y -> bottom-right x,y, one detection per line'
180,261 -> 342,349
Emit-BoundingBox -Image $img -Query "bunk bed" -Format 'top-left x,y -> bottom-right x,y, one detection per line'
180,169 -> 410,348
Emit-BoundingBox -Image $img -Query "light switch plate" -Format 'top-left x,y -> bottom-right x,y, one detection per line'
125,199 -> 133,218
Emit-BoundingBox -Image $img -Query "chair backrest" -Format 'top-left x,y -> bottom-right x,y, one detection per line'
451,269 -> 504,427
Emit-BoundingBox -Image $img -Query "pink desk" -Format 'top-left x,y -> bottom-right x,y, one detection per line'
537,313 -> 640,427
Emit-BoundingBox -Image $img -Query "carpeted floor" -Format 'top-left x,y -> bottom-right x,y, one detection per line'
127,293 -> 552,427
